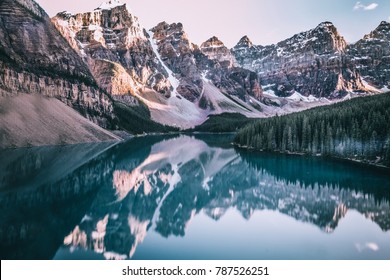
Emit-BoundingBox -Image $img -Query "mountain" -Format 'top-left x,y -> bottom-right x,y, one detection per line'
347,21 -> 390,91
232,22 -> 375,98
53,2 -> 349,130
0,0 -> 120,148
1,0 -> 389,146
200,36 -> 237,68
149,22 -> 265,114
52,4 -> 172,97
52,6 -> 272,128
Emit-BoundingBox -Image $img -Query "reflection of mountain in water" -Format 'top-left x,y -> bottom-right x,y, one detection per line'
61,135 -> 390,259
0,142 -> 116,259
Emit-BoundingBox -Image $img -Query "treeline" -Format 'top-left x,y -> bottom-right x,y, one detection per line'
114,101 -> 178,134
234,93 -> 390,167
189,113 -> 254,133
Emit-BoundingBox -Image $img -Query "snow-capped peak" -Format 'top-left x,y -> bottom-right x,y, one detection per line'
97,0 -> 124,10
235,35 -> 253,49
317,21 -> 335,28
314,21 -> 341,36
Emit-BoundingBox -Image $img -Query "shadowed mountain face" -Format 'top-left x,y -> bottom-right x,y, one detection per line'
232,22 -> 376,98
3,135 -> 387,260
0,0 -> 115,127
347,21 -> 390,90
0,0 -> 122,148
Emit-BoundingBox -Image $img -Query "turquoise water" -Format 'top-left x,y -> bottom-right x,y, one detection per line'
1,135 -> 389,260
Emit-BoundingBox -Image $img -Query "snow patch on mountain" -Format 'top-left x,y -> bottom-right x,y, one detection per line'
97,0 -> 124,10
361,78 -> 382,93
287,91 -> 319,102
147,30 -> 180,97
381,86 -> 390,92
133,89 -> 205,129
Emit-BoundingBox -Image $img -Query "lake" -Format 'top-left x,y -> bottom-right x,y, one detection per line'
1,134 -> 389,260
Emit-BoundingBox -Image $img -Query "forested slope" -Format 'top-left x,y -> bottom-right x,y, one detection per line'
234,93 -> 390,167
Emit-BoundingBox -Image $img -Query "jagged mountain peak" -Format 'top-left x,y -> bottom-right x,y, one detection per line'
234,35 -> 253,49
150,21 -> 192,53
201,36 -> 226,48
54,2 -> 146,48
151,21 -> 186,38
153,21 -> 170,30
96,0 -> 125,11
316,21 -> 335,29
278,21 -> 347,54
200,36 -> 236,67
314,21 -> 342,36
348,20 -> 390,89
363,20 -> 390,40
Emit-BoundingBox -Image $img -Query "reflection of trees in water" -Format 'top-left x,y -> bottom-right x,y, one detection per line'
62,135 -> 390,259
0,143 -> 116,259
2,135 -> 389,259
238,149 -> 390,202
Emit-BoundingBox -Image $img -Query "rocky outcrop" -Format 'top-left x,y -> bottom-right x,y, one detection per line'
196,37 -> 263,101
149,22 -> 203,101
0,0 -> 115,128
347,21 -> 390,89
232,22 -> 369,98
3,0 -> 386,135
90,60 -> 139,96
149,22 -> 263,102
200,36 -> 236,68
52,4 -> 173,97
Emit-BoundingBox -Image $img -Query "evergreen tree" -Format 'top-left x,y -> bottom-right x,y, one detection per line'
234,93 -> 390,167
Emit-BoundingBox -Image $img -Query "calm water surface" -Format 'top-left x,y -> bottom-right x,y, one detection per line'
1,134 -> 389,260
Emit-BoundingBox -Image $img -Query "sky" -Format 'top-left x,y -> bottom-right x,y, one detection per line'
35,0 -> 390,48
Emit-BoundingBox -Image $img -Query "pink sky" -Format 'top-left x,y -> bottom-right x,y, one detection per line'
35,0 -> 389,48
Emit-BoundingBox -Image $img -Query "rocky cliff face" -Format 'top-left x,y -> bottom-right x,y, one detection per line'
196,37 -> 263,102
149,22 -> 263,103
200,36 -> 236,68
232,22 -> 370,98
2,0 -> 387,134
149,22 -> 203,101
53,5 -> 266,128
52,4 -> 173,97
0,0 -> 115,128
347,21 -> 390,90
52,1 -> 389,129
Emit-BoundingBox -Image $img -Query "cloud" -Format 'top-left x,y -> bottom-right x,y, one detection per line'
355,242 -> 379,252
353,2 -> 379,11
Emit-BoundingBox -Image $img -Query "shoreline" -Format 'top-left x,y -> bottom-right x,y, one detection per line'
233,142 -> 390,171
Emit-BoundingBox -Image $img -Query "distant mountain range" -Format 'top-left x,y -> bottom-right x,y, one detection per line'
0,0 -> 389,147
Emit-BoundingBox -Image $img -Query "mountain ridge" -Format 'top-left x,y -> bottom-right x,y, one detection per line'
1,0 -> 389,147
